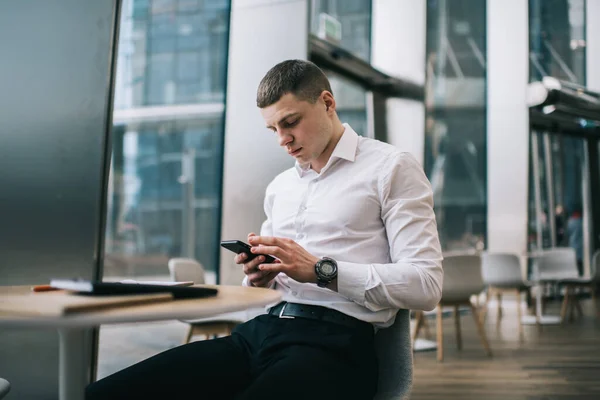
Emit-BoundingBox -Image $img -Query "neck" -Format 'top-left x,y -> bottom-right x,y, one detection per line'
311,120 -> 345,173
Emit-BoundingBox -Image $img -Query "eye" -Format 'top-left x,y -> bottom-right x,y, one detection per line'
285,118 -> 299,127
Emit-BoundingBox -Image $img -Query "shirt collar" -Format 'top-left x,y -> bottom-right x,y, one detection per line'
294,123 -> 359,178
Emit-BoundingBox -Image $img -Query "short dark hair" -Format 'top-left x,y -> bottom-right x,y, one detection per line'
256,59 -> 332,108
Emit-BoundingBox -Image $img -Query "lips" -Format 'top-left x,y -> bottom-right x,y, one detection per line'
288,147 -> 302,156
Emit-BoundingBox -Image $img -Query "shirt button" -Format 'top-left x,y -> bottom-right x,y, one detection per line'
291,291 -> 298,296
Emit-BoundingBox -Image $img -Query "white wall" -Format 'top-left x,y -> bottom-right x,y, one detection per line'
371,0 -> 426,164
486,0 -> 529,264
587,0 -> 600,92
220,0 -> 308,285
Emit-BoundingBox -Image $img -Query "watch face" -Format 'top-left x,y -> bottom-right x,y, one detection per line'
321,263 -> 335,275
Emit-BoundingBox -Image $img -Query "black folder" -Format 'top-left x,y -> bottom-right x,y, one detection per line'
49,279 -> 218,299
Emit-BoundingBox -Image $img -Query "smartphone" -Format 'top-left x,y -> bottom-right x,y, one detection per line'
220,240 -> 276,264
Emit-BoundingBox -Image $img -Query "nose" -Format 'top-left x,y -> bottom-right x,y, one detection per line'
277,130 -> 293,147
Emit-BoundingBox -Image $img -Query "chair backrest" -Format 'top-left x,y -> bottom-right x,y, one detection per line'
591,249 -> 600,282
373,309 -> 412,400
532,248 -> 579,280
167,258 -> 206,284
441,254 -> 484,303
0,377 -> 10,399
481,252 -> 525,287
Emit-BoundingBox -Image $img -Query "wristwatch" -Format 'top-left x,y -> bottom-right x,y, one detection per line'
315,257 -> 338,287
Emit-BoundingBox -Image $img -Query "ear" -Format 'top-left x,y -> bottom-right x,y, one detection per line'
321,90 -> 336,113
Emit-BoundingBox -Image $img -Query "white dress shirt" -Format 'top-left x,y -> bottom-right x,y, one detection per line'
243,124 -> 443,328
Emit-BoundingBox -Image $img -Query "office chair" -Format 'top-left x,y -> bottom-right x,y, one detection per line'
481,252 -> 531,336
0,377 -> 10,399
434,253 -> 492,362
558,249 -> 600,321
373,309 -> 413,400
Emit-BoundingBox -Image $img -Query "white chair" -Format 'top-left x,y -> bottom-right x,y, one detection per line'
523,248 -> 580,325
533,247 -> 580,281
432,254 -> 491,362
0,378 -> 10,399
168,258 -> 260,343
374,309 -> 412,400
558,249 -> 600,321
481,252 -> 530,336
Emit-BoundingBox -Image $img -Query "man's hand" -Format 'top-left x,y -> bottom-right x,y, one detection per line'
235,233 -> 279,287
248,235 -> 320,284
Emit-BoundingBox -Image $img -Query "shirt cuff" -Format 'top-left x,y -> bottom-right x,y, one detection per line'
242,275 -> 277,289
336,261 -> 368,306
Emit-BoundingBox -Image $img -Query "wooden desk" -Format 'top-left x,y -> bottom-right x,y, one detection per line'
0,285 -> 281,400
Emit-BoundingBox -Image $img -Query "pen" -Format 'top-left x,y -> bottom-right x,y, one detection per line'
31,284 -> 61,292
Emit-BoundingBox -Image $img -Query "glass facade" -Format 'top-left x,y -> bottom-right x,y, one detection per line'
310,0 -> 371,136
527,0 -> 587,267
104,0 -> 231,283
529,0 -> 586,84
310,0 -> 371,61
114,0 -> 230,109
325,70 -> 369,137
424,0 -> 487,251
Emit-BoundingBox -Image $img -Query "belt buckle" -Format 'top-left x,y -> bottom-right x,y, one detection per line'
278,302 -> 295,319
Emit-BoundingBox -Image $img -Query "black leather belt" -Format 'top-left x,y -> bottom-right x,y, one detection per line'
268,301 -> 368,330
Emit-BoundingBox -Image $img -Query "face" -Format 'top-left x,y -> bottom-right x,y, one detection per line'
261,92 -> 334,166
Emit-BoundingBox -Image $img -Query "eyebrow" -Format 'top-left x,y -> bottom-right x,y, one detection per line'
266,112 -> 300,130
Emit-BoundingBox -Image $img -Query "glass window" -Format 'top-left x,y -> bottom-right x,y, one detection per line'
326,71 -> 368,136
178,0 -> 201,13
527,0 -> 587,264
529,0 -> 586,84
528,131 -> 553,251
105,119 -> 225,282
146,52 -> 175,105
310,0 -> 372,62
309,1 -> 371,137
106,0 -> 231,284
177,52 -> 201,82
130,0 -> 150,19
424,0 -> 487,252
114,0 -> 230,109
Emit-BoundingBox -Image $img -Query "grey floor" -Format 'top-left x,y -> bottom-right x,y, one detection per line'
97,320 -> 189,379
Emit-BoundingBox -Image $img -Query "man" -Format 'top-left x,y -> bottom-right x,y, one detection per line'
86,60 -> 443,400
567,205 -> 584,276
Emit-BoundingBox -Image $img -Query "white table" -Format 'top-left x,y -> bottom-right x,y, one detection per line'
0,285 -> 281,400
413,338 -> 437,352
520,256 -> 573,325
520,281 -> 562,325
520,285 -> 562,325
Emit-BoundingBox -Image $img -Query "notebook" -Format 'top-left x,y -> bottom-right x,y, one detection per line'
49,280 -> 218,299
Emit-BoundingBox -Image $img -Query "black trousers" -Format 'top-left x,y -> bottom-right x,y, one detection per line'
86,313 -> 379,400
